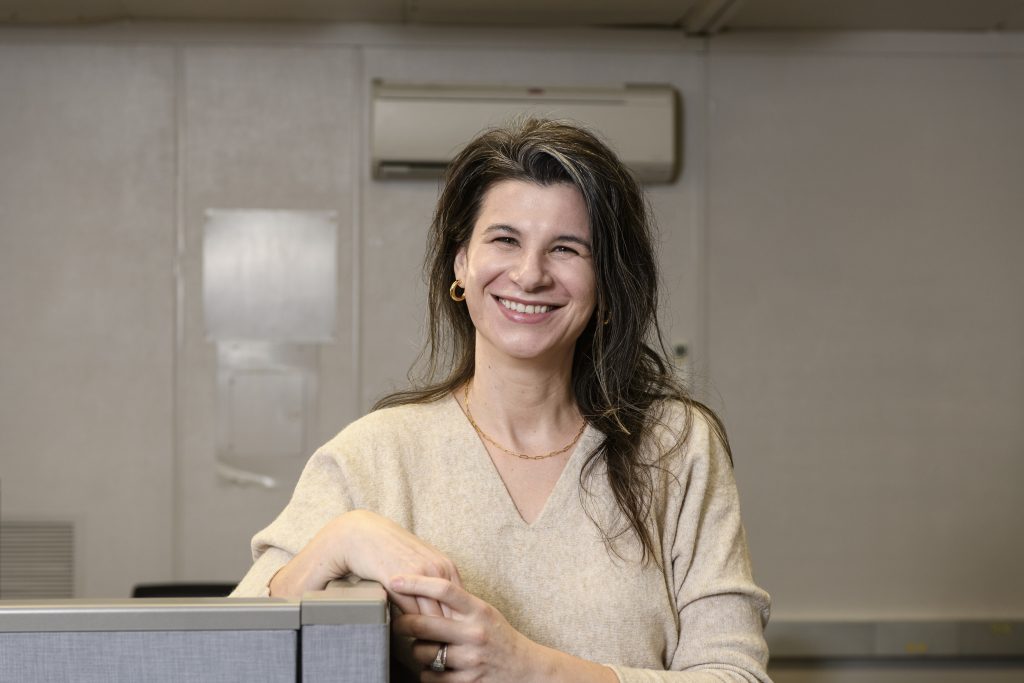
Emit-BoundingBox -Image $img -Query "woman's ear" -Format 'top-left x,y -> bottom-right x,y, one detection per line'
454,246 -> 467,281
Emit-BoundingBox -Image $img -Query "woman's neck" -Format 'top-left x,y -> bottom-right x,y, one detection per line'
463,348 -> 582,453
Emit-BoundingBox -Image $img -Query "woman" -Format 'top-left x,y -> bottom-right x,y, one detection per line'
233,118 -> 771,682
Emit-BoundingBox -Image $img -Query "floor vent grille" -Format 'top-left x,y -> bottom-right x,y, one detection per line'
0,521 -> 75,599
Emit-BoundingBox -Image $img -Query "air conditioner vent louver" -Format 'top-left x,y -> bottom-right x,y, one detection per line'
371,82 -> 680,183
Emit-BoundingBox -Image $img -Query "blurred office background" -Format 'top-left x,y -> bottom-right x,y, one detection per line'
1,1 -> 1022,680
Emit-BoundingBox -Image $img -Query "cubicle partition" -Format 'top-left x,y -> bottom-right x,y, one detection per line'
0,580 -> 388,683
5,582 -> 1023,682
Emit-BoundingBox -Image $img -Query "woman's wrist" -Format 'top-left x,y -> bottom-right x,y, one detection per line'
269,551 -> 327,598
483,629 -> 618,683
269,516 -> 350,598
534,642 -> 618,683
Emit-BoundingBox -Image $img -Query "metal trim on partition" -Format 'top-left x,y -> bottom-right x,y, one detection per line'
301,579 -> 389,626
0,598 -> 299,632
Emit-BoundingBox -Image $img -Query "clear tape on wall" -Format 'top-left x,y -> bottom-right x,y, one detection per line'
202,210 -> 338,489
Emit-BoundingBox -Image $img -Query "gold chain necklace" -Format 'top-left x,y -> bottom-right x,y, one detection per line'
463,383 -> 586,461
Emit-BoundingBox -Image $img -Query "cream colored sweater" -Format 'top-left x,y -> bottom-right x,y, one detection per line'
232,396 -> 771,682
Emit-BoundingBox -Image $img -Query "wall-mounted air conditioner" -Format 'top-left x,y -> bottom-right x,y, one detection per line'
371,82 -> 679,183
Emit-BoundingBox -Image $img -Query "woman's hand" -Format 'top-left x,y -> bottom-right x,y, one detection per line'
270,510 -> 461,619
391,575 -> 538,682
336,510 -> 462,617
390,575 -> 616,683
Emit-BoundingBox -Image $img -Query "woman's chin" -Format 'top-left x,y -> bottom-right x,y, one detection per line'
480,339 -> 575,366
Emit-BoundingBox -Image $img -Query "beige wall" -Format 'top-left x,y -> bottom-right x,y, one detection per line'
0,24 -> 1021,666
0,41 -> 177,598
706,34 -> 1024,620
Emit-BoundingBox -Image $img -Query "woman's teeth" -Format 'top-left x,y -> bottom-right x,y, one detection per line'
500,298 -> 551,314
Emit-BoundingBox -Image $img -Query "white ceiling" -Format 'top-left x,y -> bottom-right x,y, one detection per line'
0,0 -> 1022,33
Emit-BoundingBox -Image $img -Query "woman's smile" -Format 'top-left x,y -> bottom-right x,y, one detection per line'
495,295 -> 558,318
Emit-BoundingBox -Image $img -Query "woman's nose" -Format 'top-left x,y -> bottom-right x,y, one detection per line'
510,251 -> 551,291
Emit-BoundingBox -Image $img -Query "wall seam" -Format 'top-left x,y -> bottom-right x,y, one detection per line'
698,38 -> 713,397
172,43 -> 186,581
351,45 -> 366,417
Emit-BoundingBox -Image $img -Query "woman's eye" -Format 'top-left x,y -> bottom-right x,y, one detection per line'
494,236 -> 517,245
553,245 -> 579,255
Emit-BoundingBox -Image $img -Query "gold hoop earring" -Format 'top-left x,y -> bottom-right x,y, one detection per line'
449,279 -> 466,302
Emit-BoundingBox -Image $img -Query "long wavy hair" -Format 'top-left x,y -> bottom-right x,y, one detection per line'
375,118 -> 730,564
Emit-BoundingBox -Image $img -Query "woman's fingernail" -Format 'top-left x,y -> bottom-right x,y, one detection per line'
391,577 -> 404,589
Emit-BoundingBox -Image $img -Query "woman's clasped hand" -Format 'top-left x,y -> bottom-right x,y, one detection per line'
391,574 -> 617,683
392,574 -> 533,681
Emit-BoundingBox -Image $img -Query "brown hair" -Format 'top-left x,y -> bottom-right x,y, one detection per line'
375,118 -> 730,564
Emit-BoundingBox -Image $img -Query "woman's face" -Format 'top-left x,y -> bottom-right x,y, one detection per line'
454,179 -> 596,367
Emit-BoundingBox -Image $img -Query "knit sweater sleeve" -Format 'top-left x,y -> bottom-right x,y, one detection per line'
608,407 -> 772,683
229,438 -> 357,598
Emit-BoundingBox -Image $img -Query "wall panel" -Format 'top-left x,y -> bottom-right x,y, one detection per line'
0,43 -> 176,597
178,44 -> 359,582
707,42 -> 1024,618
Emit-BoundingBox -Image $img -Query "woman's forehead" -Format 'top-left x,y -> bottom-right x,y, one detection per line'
472,179 -> 590,237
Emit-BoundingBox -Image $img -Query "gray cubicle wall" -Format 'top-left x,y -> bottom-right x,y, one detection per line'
0,580 -> 389,683
0,597 -> 298,682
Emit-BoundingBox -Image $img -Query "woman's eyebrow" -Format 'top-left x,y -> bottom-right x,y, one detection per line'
482,224 -> 519,236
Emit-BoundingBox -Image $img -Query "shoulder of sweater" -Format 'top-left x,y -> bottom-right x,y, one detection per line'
646,399 -> 730,473
647,398 -> 715,445
314,397 -> 455,456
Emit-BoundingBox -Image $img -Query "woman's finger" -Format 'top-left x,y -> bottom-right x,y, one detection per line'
385,590 -> 446,620
415,596 -> 446,617
392,613 -> 466,645
448,563 -> 464,589
390,575 -> 476,615
386,591 -> 420,616
410,639 -> 447,669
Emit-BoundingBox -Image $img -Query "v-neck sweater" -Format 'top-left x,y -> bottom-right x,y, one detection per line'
233,396 -> 771,682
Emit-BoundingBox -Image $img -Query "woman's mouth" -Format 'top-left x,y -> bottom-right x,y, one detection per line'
497,297 -> 555,315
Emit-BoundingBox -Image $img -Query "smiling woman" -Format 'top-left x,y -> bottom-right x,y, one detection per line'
232,119 -> 771,683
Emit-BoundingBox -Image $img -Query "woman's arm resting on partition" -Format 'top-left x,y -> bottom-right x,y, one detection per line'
269,510 -> 462,618
390,575 -> 617,683
269,510 -> 463,675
